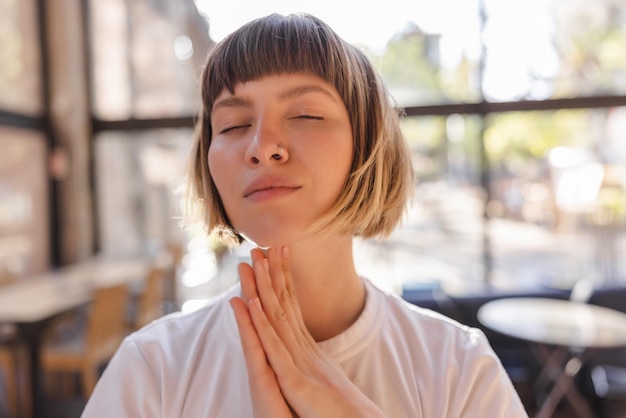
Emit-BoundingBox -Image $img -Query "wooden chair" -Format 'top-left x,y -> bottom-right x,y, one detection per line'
0,346 -> 17,418
132,267 -> 166,331
0,344 -> 30,418
0,270 -> 29,417
41,283 -> 130,399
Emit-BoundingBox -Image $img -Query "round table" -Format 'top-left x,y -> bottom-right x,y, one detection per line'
478,297 -> 626,418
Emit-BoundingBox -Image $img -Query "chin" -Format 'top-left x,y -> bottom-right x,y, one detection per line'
237,229 -> 302,250
238,232 -> 271,250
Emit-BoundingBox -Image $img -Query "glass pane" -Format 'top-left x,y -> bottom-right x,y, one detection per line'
94,129 -> 191,256
483,0 -> 626,101
196,0 -> 483,107
485,107 -> 626,287
89,0 -> 213,119
372,1 -> 484,106
0,0 -> 43,115
0,128 -> 49,278
356,114 -> 485,294
162,0 -> 626,106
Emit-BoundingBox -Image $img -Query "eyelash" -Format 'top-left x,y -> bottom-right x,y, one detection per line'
219,125 -> 250,134
295,115 -> 323,120
218,115 -> 323,135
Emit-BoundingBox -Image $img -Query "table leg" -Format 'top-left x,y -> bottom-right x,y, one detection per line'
17,321 -> 45,418
534,352 -> 596,418
532,344 -> 569,397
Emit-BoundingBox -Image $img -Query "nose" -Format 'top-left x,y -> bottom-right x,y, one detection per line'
244,119 -> 288,165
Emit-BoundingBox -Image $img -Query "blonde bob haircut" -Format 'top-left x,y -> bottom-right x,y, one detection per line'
186,13 -> 414,245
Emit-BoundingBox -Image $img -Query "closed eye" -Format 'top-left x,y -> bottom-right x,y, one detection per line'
219,124 -> 250,134
294,115 -> 324,121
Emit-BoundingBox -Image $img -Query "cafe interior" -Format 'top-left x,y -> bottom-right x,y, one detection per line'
1,0 -> 625,417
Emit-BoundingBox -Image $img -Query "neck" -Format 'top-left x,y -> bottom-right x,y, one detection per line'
287,235 -> 365,342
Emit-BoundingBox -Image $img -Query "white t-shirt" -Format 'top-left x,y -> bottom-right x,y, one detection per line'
82,279 -> 528,417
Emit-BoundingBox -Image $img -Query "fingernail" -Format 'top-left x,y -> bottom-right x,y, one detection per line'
262,258 -> 269,274
281,245 -> 289,259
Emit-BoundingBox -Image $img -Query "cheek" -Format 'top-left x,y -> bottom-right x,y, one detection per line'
207,143 -> 232,198
315,135 -> 353,198
207,146 -> 217,179
331,133 -> 354,177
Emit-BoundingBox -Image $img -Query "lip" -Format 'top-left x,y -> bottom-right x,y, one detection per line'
243,176 -> 301,200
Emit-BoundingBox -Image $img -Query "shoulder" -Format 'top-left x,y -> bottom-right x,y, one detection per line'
125,284 -> 240,359
367,280 -> 502,376
85,284 -> 247,417
366,282 -> 527,416
369,281 -> 484,345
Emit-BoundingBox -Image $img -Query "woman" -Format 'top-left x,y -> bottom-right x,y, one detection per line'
83,13 -> 528,417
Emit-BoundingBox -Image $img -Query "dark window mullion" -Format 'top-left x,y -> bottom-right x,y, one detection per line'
0,110 -> 46,131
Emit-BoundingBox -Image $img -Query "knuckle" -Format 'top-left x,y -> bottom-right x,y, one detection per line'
273,309 -> 288,324
278,289 -> 290,304
287,285 -> 297,300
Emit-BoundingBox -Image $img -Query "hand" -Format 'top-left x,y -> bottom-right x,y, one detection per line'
229,246 -> 386,418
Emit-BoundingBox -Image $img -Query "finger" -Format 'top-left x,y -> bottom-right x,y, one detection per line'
248,249 -> 276,303
280,246 -> 315,343
266,247 -> 299,328
266,246 -> 287,291
230,297 -> 295,417
260,247 -> 314,351
238,262 -> 258,304
252,253 -> 302,355
229,297 -> 277,386
250,247 -> 267,267
248,297 -> 301,386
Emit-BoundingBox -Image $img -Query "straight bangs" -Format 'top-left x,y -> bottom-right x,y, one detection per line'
203,13 -> 351,114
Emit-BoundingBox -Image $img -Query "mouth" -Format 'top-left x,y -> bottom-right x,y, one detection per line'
243,177 -> 301,200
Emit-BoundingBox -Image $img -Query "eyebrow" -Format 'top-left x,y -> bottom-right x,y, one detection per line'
212,83 -> 338,111
212,96 -> 253,111
278,84 -> 339,102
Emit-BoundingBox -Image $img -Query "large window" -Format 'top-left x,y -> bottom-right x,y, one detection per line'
89,0 -> 212,120
0,128 -> 49,277
0,0 -> 623,296
0,0 -> 48,279
94,129 -> 192,256
0,0 -> 42,115
88,0 -> 210,263
83,0 -> 626,299
486,108 -> 626,287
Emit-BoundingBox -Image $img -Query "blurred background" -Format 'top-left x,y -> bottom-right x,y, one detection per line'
1,0 -> 625,417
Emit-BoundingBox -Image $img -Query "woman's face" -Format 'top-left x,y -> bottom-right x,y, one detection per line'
208,73 -> 354,247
